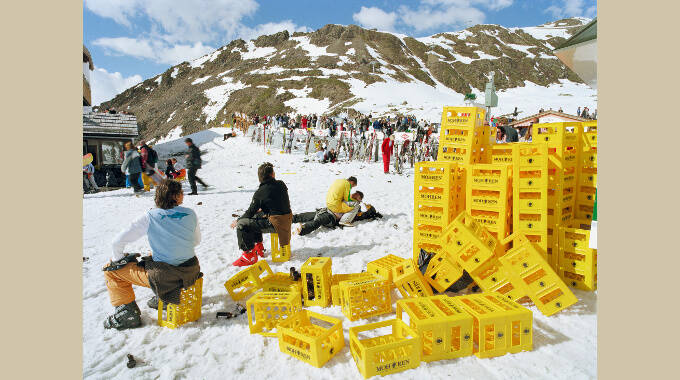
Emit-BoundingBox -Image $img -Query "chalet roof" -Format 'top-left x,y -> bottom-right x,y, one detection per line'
83,45 -> 94,71
508,110 -> 587,127
83,112 -> 138,138
555,18 -> 597,51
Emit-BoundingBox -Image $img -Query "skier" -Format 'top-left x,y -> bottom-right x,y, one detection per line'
381,134 -> 394,174
326,176 -> 359,227
139,141 -> 162,192
121,142 -> 144,194
102,179 -> 201,330
230,162 -> 293,267
83,161 -> 99,193
184,138 -> 209,195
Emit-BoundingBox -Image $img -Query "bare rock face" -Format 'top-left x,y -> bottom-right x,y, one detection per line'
100,18 -> 590,141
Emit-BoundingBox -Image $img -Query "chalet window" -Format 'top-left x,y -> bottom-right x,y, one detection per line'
101,141 -> 125,165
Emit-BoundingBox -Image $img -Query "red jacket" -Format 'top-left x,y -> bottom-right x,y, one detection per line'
301,117 -> 308,129
381,138 -> 393,156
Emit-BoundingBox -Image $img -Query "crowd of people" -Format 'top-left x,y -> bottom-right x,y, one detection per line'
101,163 -> 382,330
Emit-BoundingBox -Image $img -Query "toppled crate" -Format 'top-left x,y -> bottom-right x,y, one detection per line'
423,252 -> 464,293
331,273 -> 376,306
246,291 -> 303,337
339,277 -> 392,321
349,319 -> 422,378
455,293 -> 532,358
499,234 -> 578,316
277,310 -> 344,368
366,254 -> 408,286
396,295 -> 473,362
393,259 -> 434,298
224,260 -> 273,301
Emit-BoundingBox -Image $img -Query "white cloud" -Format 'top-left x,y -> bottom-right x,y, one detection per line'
90,67 -> 143,105
93,37 -> 215,65
84,0 -> 258,43
544,0 -> 596,19
352,6 -> 398,31
238,20 -> 310,41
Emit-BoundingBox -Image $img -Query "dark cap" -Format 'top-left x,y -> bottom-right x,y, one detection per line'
185,138 -> 193,143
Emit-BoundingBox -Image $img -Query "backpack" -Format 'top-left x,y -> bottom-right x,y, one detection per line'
146,146 -> 158,165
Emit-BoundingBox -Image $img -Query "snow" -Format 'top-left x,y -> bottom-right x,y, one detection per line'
166,111 -> 176,123
338,56 -> 353,65
292,36 -> 337,61
287,87 -> 312,98
364,45 -> 388,66
475,51 -> 500,60
154,125 -> 183,145
201,78 -> 247,122
83,128 -> 597,379
452,53 -> 475,64
346,48 -> 355,56
276,76 -> 308,81
250,66 -> 287,75
171,67 -> 179,78
154,76 -> 162,86
345,41 -> 352,46
517,26 -> 572,40
192,76 -> 212,85
190,54 -> 212,69
506,43 -> 536,56
240,41 -> 277,60
284,97 -> 331,115
319,68 -> 348,76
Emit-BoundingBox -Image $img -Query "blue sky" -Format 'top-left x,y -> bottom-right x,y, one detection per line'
84,0 -> 596,105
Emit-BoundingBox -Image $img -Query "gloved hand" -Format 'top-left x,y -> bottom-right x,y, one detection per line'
102,253 -> 141,271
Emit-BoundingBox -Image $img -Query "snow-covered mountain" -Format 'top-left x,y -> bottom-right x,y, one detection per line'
101,17 -> 596,140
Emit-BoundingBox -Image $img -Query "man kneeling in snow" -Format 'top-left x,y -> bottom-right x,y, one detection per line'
229,162 -> 293,267
102,179 -> 201,330
293,191 -> 383,235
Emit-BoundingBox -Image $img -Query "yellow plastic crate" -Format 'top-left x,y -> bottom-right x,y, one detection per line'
440,212 -> 498,272
301,257 -> 332,307
246,291 -> 303,337
423,252 -> 464,293
261,272 -> 301,293
440,106 -> 486,128
339,277 -> 392,321
513,143 -> 549,253
499,234 -> 578,316
414,203 -> 457,228
532,122 -> 580,149
490,144 -> 516,165
158,277 -> 203,329
558,228 -> 597,291
475,293 -> 533,354
224,260 -> 273,301
414,161 -> 456,187
396,296 -> 473,362
468,258 -> 526,302
270,233 -> 291,263
454,293 -> 532,358
414,184 -> 456,206
331,273 -> 376,306
580,150 -> 597,168
277,310 -> 345,368
467,164 -> 512,190
413,241 -> 445,263
349,319 -> 422,378
367,254 -> 408,284
393,259 -> 434,298
414,223 -> 444,243
438,144 -> 486,164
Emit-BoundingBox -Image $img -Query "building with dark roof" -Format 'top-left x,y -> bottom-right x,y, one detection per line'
83,112 -> 139,187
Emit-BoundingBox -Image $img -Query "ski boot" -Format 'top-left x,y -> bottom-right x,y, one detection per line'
232,248 -> 259,267
254,241 -> 265,258
146,296 -> 167,310
103,301 -> 142,330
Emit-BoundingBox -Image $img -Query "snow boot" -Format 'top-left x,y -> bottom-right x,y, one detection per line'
292,223 -> 303,235
232,248 -> 259,267
146,296 -> 167,311
254,242 -> 265,258
103,301 -> 142,330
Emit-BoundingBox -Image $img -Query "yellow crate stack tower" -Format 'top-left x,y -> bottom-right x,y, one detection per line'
466,163 -> 513,251
437,107 -> 492,165
575,121 -> 597,221
532,122 -> 580,269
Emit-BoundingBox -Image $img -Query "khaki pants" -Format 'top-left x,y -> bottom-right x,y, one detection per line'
104,262 -> 150,306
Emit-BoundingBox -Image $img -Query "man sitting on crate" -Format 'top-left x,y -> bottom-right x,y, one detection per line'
101,179 -> 202,330
229,162 -> 293,267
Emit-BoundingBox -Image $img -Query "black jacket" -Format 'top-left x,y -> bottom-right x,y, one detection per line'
186,144 -> 202,169
240,178 -> 292,219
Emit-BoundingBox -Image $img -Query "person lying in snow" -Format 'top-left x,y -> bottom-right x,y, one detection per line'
229,162 -> 292,267
293,192 -> 384,235
102,179 -> 202,330
326,176 -> 360,227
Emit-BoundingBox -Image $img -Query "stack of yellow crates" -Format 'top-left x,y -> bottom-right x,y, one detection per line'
575,120 -> 597,221
466,163 -> 513,249
437,107 -> 491,165
413,161 -> 463,262
532,122 -> 580,270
